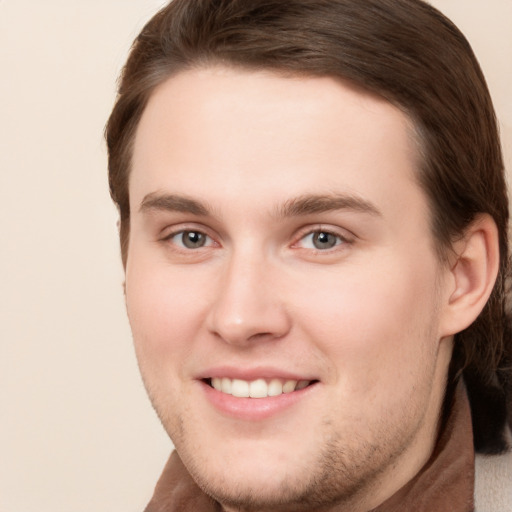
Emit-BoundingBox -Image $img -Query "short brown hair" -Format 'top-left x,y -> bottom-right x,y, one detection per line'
106,0 -> 511,452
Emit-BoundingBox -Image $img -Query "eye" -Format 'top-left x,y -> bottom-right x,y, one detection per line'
298,230 -> 346,250
169,230 -> 213,249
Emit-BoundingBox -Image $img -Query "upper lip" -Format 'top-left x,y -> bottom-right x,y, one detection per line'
196,366 -> 319,382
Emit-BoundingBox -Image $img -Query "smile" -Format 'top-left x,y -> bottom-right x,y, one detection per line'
208,377 -> 313,398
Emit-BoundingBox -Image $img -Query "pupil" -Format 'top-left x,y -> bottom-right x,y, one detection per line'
183,231 -> 205,248
313,232 -> 336,249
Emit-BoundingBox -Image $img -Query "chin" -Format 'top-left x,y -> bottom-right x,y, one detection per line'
174,429 -> 370,512
184,436 -> 300,486
174,433 -> 319,506
187,459 -> 322,512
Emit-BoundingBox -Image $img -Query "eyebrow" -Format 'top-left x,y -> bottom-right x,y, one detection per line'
275,194 -> 382,218
139,192 -> 382,218
139,192 -> 211,216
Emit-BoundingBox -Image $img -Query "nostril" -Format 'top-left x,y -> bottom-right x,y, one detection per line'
248,332 -> 273,342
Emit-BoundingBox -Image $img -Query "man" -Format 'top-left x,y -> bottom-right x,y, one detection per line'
106,1 -> 512,510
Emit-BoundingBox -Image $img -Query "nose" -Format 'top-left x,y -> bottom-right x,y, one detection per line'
205,250 -> 292,346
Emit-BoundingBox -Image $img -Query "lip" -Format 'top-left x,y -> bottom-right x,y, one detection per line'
197,366 -> 319,421
197,365 -> 318,382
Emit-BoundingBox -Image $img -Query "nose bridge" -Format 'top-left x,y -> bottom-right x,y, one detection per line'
207,244 -> 290,345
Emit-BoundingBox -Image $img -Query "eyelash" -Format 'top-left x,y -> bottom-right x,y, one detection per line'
160,225 -> 353,253
161,229 -> 216,250
293,228 -> 351,251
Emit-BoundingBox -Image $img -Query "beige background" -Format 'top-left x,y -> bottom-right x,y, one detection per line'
1,1 -> 510,511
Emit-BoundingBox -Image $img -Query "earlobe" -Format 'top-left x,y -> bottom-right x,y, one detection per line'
440,214 -> 500,337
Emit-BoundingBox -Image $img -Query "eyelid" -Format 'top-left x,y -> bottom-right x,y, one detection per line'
291,225 -> 355,250
159,223 -> 220,248
157,222 -> 355,252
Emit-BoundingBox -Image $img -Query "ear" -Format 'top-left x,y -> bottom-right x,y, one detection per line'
440,214 -> 500,337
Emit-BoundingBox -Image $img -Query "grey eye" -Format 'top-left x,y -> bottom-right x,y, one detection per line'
176,231 -> 208,249
299,230 -> 344,250
312,231 -> 339,249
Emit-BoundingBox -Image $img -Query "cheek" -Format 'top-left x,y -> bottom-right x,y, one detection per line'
125,259 -> 207,371
291,254 -> 441,391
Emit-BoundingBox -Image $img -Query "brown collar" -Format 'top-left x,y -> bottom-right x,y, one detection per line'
145,382 -> 474,512
370,380 -> 475,512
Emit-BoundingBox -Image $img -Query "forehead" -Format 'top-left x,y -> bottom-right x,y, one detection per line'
130,66 -> 425,225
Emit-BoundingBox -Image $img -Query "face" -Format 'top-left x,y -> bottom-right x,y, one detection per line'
126,67 -> 454,512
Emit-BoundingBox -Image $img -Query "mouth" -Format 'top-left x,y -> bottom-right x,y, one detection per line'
204,377 -> 318,398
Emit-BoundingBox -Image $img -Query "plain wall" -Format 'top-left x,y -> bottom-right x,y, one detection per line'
1,1 -> 510,511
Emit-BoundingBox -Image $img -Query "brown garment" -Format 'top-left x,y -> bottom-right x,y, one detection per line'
145,382 -> 474,512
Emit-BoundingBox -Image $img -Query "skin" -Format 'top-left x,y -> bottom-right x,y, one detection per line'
126,67 -> 457,512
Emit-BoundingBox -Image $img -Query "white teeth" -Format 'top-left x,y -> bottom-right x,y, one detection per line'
221,377 -> 232,394
249,379 -> 267,398
282,380 -> 297,393
209,377 -> 312,398
267,379 -> 283,396
231,379 -> 250,398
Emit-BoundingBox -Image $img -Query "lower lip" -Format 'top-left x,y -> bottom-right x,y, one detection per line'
200,380 -> 317,421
